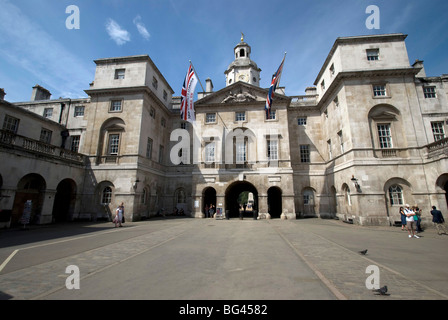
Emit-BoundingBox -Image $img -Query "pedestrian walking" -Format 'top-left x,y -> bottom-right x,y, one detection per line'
430,206 -> 447,235
114,203 -> 124,228
404,204 -> 419,238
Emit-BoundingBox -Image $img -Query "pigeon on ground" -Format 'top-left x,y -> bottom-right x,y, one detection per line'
373,285 -> 389,296
359,249 -> 368,255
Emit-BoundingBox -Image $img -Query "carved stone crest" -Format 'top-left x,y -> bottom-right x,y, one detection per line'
221,89 -> 257,103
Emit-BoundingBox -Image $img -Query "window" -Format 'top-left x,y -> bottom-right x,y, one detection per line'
161,118 -> 166,128
330,63 -> 335,76
2,115 -> 19,133
108,134 -> 120,155
40,128 -> 52,144
114,69 -> 125,79
101,187 -> 112,204
43,108 -> 53,118
300,145 -> 310,163
373,85 -> 387,97
150,107 -> 156,119
366,49 -> 379,61
206,113 -> 216,123
431,122 -> 445,141
70,135 -> 80,152
377,124 -> 392,148
423,86 -> 436,98
110,100 -> 122,112
266,110 -> 276,120
74,106 -> 84,117
152,77 -> 158,90
333,96 -> 339,107
205,142 -> 215,163
236,140 -> 247,163
297,117 -> 307,126
327,139 -> 332,160
267,139 -> 278,161
338,130 -> 344,154
146,138 -> 153,159
303,189 -> 314,206
159,145 -> 164,163
321,80 -> 325,90
235,112 -> 246,122
389,185 -> 403,205
163,90 -> 168,101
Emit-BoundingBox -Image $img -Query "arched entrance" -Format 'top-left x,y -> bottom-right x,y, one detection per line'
203,187 -> 216,217
12,174 -> 46,225
225,181 -> 258,218
267,187 -> 282,218
52,179 -> 77,222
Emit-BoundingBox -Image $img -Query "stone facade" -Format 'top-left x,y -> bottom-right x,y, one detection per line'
1,33 -> 447,228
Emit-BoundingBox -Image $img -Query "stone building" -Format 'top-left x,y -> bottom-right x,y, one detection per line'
1,33 -> 447,227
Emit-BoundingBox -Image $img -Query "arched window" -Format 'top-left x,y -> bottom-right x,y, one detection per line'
389,185 -> 403,205
240,49 -> 245,57
345,186 -> 351,206
102,187 -> 112,204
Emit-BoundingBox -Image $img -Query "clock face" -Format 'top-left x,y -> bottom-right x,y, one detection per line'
239,74 -> 247,81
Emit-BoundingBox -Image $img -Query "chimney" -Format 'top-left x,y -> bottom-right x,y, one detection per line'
0,88 -> 5,100
31,85 -> 52,101
305,87 -> 317,96
206,78 -> 214,93
412,60 -> 426,78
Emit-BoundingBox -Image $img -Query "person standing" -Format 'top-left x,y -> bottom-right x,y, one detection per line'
404,204 -> 419,238
430,206 -> 447,235
204,204 -> 209,218
413,204 -> 423,233
399,207 -> 406,231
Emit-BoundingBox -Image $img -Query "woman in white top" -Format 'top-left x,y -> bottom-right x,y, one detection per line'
404,204 -> 419,238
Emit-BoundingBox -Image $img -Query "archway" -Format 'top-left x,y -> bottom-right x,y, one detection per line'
225,181 -> 258,218
52,179 -> 77,222
267,187 -> 282,218
12,174 -> 46,225
203,187 -> 216,217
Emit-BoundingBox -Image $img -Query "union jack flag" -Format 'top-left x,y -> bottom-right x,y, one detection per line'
265,54 -> 286,119
180,63 -> 198,123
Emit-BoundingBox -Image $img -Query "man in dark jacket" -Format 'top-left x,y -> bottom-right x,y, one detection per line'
431,206 -> 447,235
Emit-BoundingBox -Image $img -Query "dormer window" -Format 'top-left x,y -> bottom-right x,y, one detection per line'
367,49 -> 379,61
114,69 -> 125,79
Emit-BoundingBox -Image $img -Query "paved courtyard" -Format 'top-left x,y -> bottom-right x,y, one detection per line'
1,217 -> 448,303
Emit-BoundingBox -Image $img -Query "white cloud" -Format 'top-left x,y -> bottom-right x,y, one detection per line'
105,18 -> 131,45
133,15 -> 150,40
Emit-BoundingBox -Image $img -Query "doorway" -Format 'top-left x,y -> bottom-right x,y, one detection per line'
267,187 -> 282,218
225,181 -> 258,218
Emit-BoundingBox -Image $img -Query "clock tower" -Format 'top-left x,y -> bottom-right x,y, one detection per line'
224,34 -> 261,87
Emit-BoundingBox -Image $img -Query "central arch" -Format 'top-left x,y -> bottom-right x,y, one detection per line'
225,181 -> 258,218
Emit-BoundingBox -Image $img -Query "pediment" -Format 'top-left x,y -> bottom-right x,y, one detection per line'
196,81 -> 290,106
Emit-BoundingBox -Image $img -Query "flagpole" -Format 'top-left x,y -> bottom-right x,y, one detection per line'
189,60 -> 205,93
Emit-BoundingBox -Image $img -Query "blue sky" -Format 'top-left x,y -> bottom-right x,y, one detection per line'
1,0 -> 447,102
